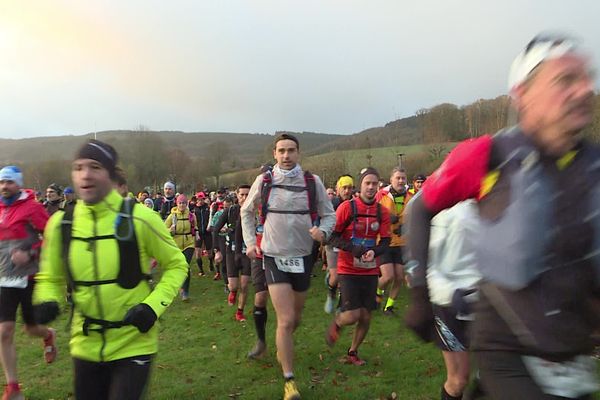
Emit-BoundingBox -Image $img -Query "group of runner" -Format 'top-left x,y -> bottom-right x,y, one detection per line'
0,33 -> 599,400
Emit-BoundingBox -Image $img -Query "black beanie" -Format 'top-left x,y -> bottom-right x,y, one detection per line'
358,167 -> 380,186
76,140 -> 118,178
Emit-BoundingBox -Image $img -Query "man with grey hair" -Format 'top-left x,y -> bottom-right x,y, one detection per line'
405,33 -> 599,399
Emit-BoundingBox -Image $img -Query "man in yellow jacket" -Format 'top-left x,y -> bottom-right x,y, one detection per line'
33,140 -> 187,400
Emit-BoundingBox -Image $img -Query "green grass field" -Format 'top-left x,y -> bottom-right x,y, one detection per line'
13,257 -> 446,399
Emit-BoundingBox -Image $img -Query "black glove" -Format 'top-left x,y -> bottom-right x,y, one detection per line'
404,286 -> 435,342
390,214 -> 400,224
123,303 -> 157,333
351,245 -> 367,259
34,302 -> 60,325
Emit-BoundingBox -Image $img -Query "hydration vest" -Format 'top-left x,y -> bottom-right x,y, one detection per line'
476,127 -> 600,290
60,198 -> 152,335
341,198 -> 382,248
259,168 -> 317,225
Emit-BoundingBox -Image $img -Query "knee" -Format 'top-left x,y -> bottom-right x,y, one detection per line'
0,324 -> 15,343
277,317 -> 295,332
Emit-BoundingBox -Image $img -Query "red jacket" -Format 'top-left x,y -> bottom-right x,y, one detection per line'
0,189 -> 49,280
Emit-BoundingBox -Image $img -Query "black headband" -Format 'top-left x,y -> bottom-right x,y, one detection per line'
76,140 -> 118,177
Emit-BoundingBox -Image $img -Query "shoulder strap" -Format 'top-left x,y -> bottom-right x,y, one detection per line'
339,199 -> 357,233
376,202 -> 382,224
304,171 -> 317,223
60,208 -> 76,289
260,170 -> 273,225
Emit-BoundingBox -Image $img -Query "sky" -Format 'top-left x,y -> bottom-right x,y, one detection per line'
0,0 -> 598,139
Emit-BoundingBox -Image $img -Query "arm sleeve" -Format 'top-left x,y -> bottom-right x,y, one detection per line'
372,237 -> 390,257
372,207 -> 391,257
421,135 -> 492,213
327,202 -> 354,252
406,136 -> 491,287
33,213 -> 67,305
139,211 -> 188,318
314,175 -> 336,240
241,175 -> 262,248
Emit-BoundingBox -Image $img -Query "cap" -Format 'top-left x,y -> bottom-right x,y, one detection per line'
195,192 -> 206,199
508,33 -> 579,93
0,166 -> 23,187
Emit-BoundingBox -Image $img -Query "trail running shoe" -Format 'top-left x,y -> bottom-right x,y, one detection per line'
44,328 -> 57,364
325,320 -> 341,347
283,380 -> 301,400
346,350 -> 366,366
383,306 -> 395,316
213,272 -> 221,281
247,341 -> 267,359
228,291 -> 237,306
235,310 -> 246,322
1,385 -> 23,400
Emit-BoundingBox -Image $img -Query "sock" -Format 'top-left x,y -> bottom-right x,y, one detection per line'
327,284 -> 337,298
441,385 -> 462,400
283,372 -> 294,381
253,306 -> 267,342
196,258 -> 204,273
376,288 -> 384,296
385,297 -> 395,310
7,382 -> 20,391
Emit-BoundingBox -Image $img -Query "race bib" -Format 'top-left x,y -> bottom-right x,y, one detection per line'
274,257 -> 304,273
522,355 -> 599,398
0,276 -> 28,288
353,257 -> 377,269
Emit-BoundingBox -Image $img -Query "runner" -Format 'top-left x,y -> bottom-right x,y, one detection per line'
324,168 -> 391,366
44,183 -> 63,216
417,199 -> 481,400
165,194 -> 198,302
0,166 -> 56,400
212,185 -> 252,321
212,196 -> 233,288
376,167 -> 412,315
408,174 -> 426,196
241,133 -> 335,400
193,192 -> 213,276
61,187 -> 77,214
159,182 -> 176,220
405,34 -> 599,399
324,175 -> 354,314
33,140 -> 187,400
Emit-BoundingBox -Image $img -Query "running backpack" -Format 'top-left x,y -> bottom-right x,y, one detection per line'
340,198 -> 382,235
259,168 -> 317,225
60,197 -> 150,290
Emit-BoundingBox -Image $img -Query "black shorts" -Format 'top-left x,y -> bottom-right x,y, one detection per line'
379,246 -> 404,265
338,274 -> 378,312
432,304 -> 470,352
251,258 -> 267,293
0,279 -> 36,325
195,233 -> 212,250
226,250 -> 251,278
263,255 -> 314,292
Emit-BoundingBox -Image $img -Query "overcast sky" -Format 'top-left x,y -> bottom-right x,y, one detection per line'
0,1 -> 598,139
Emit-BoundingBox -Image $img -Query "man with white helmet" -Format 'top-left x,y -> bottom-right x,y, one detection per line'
405,33 -> 599,399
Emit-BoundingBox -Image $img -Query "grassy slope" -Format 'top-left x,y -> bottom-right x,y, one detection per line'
15,257 -> 444,400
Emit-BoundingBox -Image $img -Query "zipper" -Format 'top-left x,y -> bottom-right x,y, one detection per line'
90,209 -> 107,362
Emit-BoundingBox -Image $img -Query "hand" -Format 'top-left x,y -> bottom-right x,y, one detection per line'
351,245 -> 366,259
309,227 -> 324,243
245,245 -> 261,259
404,286 -> 435,342
11,249 -> 31,267
33,302 -> 60,325
169,225 -> 176,234
390,214 -> 400,224
214,251 -> 223,264
361,250 -> 375,263
123,303 -> 157,333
